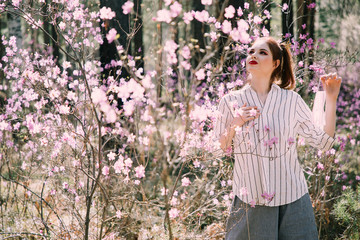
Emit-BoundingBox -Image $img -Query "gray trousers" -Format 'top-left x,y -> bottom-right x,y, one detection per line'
225,193 -> 318,240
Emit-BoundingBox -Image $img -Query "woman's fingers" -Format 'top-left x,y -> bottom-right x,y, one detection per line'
321,72 -> 342,88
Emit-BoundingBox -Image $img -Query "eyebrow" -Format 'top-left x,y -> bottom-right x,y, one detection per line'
248,48 -> 269,52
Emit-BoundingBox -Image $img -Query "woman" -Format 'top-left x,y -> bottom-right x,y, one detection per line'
214,37 -> 341,239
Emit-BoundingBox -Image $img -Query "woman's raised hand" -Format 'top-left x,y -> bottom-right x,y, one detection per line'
231,103 -> 260,129
320,72 -> 342,100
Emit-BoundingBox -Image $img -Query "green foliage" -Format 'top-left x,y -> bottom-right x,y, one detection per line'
332,187 -> 360,240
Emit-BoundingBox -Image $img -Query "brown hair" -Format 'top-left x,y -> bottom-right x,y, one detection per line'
254,37 -> 296,90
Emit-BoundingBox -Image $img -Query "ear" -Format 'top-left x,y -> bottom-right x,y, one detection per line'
274,59 -> 280,68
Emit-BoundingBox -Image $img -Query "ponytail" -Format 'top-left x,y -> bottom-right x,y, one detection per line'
278,43 -> 295,90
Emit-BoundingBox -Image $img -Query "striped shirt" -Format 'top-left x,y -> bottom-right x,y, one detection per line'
214,83 -> 335,207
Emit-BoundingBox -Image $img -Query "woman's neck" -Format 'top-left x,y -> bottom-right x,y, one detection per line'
249,75 -> 272,96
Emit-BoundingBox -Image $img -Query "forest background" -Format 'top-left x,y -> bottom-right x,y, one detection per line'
0,0 -> 359,239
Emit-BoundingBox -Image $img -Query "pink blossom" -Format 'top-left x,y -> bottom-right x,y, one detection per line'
21,161 -> 27,170
114,159 -> 124,173
325,176 -> 330,181
222,20 -> 232,34
210,31 -> 217,41
237,19 -> 249,31
287,137 -> 295,145
317,162 -> 324,170
59,105 -> 70,114
135,165 -> 145,178
164,40 -> 179,64
244,2 -> 249,9
270,136 -> 278,145
122,1 -> 134,15
62,61 -> 71,69
201,0 -> 212,5
195,68 -> 206,80
170,1 -> 182,18
99,7 -> 116,20
250,199 -> 256,208
73,8 -> 84,20
12,0 -> 21,7
116,210 -> 122,218
181,177 -> 191,186
194,10 -> 209,23
107,151 -> 116,160
0,120 -> 9,131
224,5 -> 235,19
264,9 -> 271,19
356,176 -> 360,181
169,208 -> 180,219
63,182 -> 69,190
183,11 -> 194,24
298,137 -> 305,146
106,28 -> 117,43
253,16 -> 262,24
142,74 -> 155,88
156,9 -> 172,23
49,89 -> 60,100
249,108 -> 257,117
239,187 -> 248,196
58,22 -> 66,30
282,3 -> 288,11
161,187 -> 169,196
181,61 -> 191,70
262,27 -> 269,37
102,166 -> 110,176
92,88 -> 107,104
124,158 -> 133,168
193,160 -> 201,168
342,173 -> 348,180
264,125 -> 271,132
261,191 -> 275,202
237,7 -> 243,17
307,3 -> 316,9
329,148 -> 336,155
181,46 -> 191,59
342,185 -> 347,191
164,0 -> 172,6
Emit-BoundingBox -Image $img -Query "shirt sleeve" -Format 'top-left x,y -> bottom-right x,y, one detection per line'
214,96 -> 234,141
295,94 -> 335,152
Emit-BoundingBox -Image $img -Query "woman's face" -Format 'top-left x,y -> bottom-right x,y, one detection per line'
246,40 -> 278,77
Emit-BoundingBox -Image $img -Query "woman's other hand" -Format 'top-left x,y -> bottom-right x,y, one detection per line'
231,103 -> 261,129
320,72 -> 342,100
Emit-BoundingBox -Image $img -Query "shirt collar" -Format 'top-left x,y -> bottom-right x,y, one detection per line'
243,83 -> 280,92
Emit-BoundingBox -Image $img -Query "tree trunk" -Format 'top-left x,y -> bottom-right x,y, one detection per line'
42,0 -> 51,47
0,17 -> 5,108
308,0 -> 316,80
191,0 -> 206,65
297,0 -> 307,62
282,0 -> 294,40
263,0 -> 271,32
156,0 -> 162,101
133,0 -> 144,70
7,9 -> 22,50
51,24 -> 60,62
100,0 -> 130,81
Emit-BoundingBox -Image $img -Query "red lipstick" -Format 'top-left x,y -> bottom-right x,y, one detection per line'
249,60 -> 258,65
